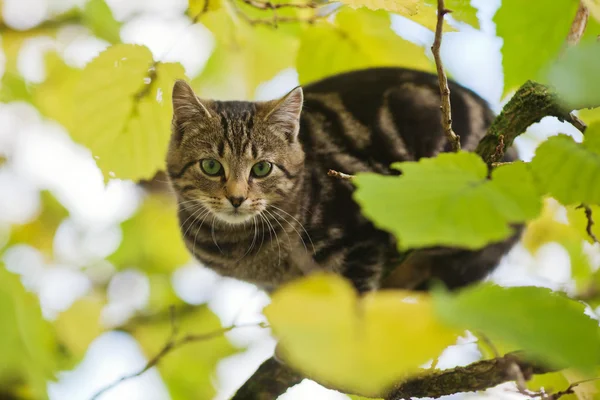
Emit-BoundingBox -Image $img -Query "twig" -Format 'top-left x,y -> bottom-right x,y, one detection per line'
89,321 -> 269,400
328,169 -> 354,180
566,1 -> 589,47
229,0 -> 331,27
431,0 -> 460,152
577,204 -> 599,243
542,377 -> 600,399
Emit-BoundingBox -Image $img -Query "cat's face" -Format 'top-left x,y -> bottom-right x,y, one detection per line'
166,81 -> 305,226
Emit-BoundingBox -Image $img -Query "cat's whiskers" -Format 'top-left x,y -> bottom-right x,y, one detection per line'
237,216 -> 258,262
268,204 -> 315,255
211,215 -> 224,254
256,212 -> 266,256
180,201 -> 208,240
264,209 -> 292,248
191,208 -> 213,258
268,208 -> 308,254
260,211 -> 281,267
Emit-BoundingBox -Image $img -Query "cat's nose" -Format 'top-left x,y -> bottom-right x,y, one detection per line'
228,196 -> 245,208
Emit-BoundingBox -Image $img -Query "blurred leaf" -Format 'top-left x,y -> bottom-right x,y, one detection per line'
72,44 -> 186,181
264,273 -> 459,397
0,71 -> 32,103
131,305 -> 238,399
583,0 -> 600,22
297,9 -> 433,85
8,190 -> 69,256
438,0 -> 479,28
530,126 -> 600,206
187,0 -> 222,17
495,0 -> 579,96
354,154 -> 541,250
0,265 -> 59,399
338,0 -> 420,16
527,371 -> 578,400
193,10 -> 299,99
434,283 -> 600,373
567,204 -> 600,245
1,28 -> 57,74
33,52 -> 82,131
109,194 -> 191,273
547,41 -> 600,110
579,107 -> 600,125
523,200 -> 592,289
147,273 -> 184,311
82,0 -> 122,44
53,295 -> 105,361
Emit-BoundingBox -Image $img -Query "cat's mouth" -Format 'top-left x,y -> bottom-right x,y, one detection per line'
215,209 -> 255,225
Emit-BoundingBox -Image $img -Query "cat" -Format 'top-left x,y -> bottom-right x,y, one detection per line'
166,67 -> 520,293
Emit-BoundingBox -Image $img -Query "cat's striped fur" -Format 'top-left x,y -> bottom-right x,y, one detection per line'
166,67 -> 520,293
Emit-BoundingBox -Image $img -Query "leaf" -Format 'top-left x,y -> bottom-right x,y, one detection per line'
193,9 -> 299,99
297,9 -> 433,85
495,0 -> 579,95
33,53 -> 82,131
0,265 -> 59,399
338,0 -> 420,16
353,153 -> 542,250
72,44 -> 186,181
583,0 -> 600,22
131,305 -> 239,399
187,0 -> 221,17
108,194 -> 191,273
433,283 -> 600,373
81,0 -> 122,44
567,204 -> 600,245
527,371 -> 578,400
547,41 -> 600,110
523,200 -> 592,289
579,107 -> 600,125
0,71 -> 32,103
53,295 -> 105,361
264,273 -> 459,397
7,190 -> 69,256
530,125 -> 600,206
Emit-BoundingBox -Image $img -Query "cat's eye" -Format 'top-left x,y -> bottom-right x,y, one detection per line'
200,159 -> 223,176
251,161 -> 272,178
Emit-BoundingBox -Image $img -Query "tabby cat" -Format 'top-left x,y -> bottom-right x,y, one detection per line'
166,67 -> 519,293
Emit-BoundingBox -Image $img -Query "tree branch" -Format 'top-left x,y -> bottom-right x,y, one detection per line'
565,1 -> 589,47
431,0 -> 461,152
578,204 -> 599,244
232,352 -> 556,399
89,319 -> 268,400
475,81 -> 587,164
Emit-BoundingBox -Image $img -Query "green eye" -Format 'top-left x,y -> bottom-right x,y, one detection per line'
251,161 -> 273,177
200,159 -> 223,176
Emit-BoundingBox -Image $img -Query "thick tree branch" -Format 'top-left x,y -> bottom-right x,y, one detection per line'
475,81 -> 587,164
431,0 -> 461,152
232,352 -> 556,399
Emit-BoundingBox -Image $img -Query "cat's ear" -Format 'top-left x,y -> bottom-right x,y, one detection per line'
263,86 -> 303,140
172,80 -> 213,123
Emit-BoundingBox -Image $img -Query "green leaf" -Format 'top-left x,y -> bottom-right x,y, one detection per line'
297,9 -> 433,85
0,265 -> 59,399
193,9 -> 299,99
579,107 -> 600,125
353,153 -> 542,250
187,0 -> 221,17
264,273 -> 459,397
0,71 -> 32,103
547,41 -> 600,110
81,0 -> 122,44
338,0 -> 420,16
495,0 -> 579,95
72,44 -> 186,181
530,125 -> 600,206
108,194 -> 191,273
131,305 -> 239,399
433,283 -> 600,373
33,53 -> 82,131
583,0 -> 600,22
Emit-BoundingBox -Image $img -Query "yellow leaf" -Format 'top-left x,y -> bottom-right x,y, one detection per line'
264,273 -> 459,397
187,0 -> 221,17
297,9 -> 433,85
339,0 -> 420,15
53,295 -> 105,360
72,44 -> 186,181
566,204 -> 600,245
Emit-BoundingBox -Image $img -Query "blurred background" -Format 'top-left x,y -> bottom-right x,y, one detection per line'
0,0 -> 598,399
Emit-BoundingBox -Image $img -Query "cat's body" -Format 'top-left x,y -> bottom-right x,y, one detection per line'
167,67 -> 520,293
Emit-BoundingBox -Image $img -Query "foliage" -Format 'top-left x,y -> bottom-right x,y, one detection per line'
354,153 -> 541,249
2,0 -> 600,398
264,273 -> 458,396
